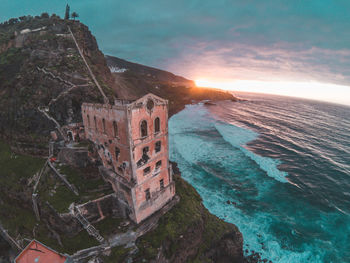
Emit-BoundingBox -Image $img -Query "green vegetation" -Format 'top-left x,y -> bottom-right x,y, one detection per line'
71,12 -> 79,21
0,31 -> 12,45
36,225 -> 99,255
38,164 -> 111,213
60,165 -> 110,198
38,174 -> 79,213
0,140 -> 110,254
135,173 -> 235,261
0,141 -> 45,192
94,216 -> 132,236
0,47 -> 29,84
0,140 -> 45,236
102,246 -> 132,263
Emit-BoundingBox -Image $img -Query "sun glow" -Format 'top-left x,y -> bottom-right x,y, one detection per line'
195,79 -> 350,105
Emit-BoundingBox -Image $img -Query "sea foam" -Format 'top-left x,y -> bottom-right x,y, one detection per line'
169,104 -> 324,263
214,123 -> 289,183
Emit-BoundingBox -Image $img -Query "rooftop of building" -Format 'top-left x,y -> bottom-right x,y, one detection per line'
82,93 -> 168,109
15,239 -> 70,263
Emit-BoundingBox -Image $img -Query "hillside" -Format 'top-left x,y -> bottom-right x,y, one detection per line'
0,15 -> 236,154
0,14 -> 116,155
106,55 -> 194,86
106,55 -> 237,116
0,15 -> 245,263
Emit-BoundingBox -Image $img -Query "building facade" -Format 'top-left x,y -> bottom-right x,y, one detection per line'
81,94 -> 175,224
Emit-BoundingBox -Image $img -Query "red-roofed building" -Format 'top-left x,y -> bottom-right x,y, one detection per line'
14,240 -> 72,263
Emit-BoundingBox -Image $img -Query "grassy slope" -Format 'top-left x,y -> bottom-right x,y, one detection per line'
0,139 -> 241,261
0,141 -> 45,235
0,141 -> 102,254
38,164 -> 111,213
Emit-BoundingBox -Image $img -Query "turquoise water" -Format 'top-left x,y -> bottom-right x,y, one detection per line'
169,93 -> 350,263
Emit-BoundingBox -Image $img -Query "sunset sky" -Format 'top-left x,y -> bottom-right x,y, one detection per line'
2,0 -> 350,105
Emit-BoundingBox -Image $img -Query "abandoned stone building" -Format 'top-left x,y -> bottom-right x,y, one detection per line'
81,93 -> 175,224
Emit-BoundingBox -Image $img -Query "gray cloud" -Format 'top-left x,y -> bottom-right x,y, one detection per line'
1,0 -> 350,85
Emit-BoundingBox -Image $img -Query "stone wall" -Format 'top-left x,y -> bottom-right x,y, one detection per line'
58,147 -> 89,168
81,94 -> 175,224
76,194 -> 124,223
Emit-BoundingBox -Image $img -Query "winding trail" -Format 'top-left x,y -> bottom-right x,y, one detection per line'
68,26 -> 109,104
37,106 -> 67,141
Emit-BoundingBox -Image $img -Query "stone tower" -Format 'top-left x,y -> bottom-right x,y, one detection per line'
81,94 -> 175,224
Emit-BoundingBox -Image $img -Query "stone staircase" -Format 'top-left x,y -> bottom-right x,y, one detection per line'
37,106 -> 67,141
37,66 -> 75,87
47,160 -> 79,196
68,26 -> 109,104
72,207 -> 104,243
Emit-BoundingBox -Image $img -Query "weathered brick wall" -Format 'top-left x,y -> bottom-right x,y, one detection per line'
129,95 -> 175,223
81,94 -> 175,224
82,103 -> 132,182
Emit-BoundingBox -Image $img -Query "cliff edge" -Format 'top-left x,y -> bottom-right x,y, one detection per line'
0,15 -> 243,263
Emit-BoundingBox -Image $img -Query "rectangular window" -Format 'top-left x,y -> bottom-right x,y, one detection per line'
143,146 -> 149,154
155,141 -> 161,153
145,188 -> 151,200
137,147 -> 150,168
113,121 -> 118,137
141,120 -> 148,137
160,179 -> 164,190
87,115 -> 90,127
143,166 -> 151,175
102,118 -> 106,134
156,160 -> 162,169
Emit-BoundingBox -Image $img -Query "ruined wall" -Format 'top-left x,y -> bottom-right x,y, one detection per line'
81,94 -> 175,224
82,103 -> 132,182
77,194 -> 122,223
58,147 -> 89,168
134,181 -> 175,223
98,167 -> 136,220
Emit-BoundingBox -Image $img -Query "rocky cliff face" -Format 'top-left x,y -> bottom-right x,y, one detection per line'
0,16 -> 237,154
106,55 -> 237,116
0,16 -> 115,155
133,163 -> 244,263
0,15 -> 244,263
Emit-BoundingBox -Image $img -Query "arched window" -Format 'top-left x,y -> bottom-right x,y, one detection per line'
94,116 -> 97,132
154,117 -> 160,133
140,120 -> 148,137
113,121 -> 118,137
102,118 -> 106,134
87,115 -> 90,127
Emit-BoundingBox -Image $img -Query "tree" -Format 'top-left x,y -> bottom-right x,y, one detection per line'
64,4 -> 70,20
19,16 -> 27,22
8,18 -> 19,25
41,12 -> 49,19
51,13 -> 60,19
71,12 -> 79,21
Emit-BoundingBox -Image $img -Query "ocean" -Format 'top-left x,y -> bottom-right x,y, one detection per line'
169,92 -> 350,263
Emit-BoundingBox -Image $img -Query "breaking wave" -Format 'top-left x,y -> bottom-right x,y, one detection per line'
169,97 -> 350,263
214,123 -> 288,183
